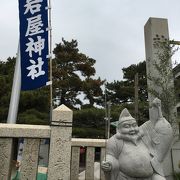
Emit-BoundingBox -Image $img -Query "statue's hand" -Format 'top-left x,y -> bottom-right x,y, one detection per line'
101,161 -> 112,172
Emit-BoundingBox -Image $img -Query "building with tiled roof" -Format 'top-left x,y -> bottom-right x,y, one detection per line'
173,64 -> 180,116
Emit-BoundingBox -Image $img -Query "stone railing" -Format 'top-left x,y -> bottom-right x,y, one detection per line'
0,104 -> 106,180
71,138 -> 106,180
0,123 -> 51,180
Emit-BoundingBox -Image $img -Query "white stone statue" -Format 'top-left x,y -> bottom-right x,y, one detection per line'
101,98 -> 173,180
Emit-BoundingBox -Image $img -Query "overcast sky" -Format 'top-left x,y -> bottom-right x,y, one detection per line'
0,0 -> 180,82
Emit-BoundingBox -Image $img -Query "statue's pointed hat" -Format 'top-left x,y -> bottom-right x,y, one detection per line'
118,108 -> 135,124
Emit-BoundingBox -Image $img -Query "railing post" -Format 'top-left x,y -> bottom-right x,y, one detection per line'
20,138 -> 40,180
48,104 -> 73,180
85,147 -> 95,180
100,147 -> 106,180
71,147 -> 80,180
0,138 -> 13,180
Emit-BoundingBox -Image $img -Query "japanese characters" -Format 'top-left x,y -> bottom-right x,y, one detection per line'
19,0 -> 49,90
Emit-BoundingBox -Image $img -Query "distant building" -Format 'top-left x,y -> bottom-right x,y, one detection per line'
173,64 -> 180,116
173,64 -> 180,80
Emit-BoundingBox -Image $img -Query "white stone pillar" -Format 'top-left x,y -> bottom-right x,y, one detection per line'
144,17 -> 178,180
144,18 -> 178,131
47,104 -> 73,180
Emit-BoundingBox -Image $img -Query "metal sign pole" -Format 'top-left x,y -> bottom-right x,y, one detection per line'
104,83 -> 108,161
107,101 -> 111,139
104,91 -> 111,179
7,43 -> 21,124
104,83 -> 111,162
48,0 -> 53,122
134,73 -> 139,122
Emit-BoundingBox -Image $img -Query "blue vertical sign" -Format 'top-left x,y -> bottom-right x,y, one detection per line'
19,0 -> 49,90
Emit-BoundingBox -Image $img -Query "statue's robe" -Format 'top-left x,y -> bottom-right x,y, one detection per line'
105,119 -> 173,180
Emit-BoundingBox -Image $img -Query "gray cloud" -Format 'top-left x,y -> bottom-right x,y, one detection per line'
0,0 -> 180,82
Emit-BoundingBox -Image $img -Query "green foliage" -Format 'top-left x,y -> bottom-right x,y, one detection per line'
82,77 -> 105,106
73,127 -> 105,138
106,61 -> 147,104
73,107 -> 106,138
110,102 -> 149,127
73,107 -> 105,128
1,37 -> 178,139
106,80 -> 134,103
52,38 -> 104,108
105,61 -> 149,125
19,88 -> 49,113
0,57 -> 15,122
0,57 -> 51,124
18,109 -> 49,125
148,39 -> 178,122
123,61 -> 148,102
0,39 -> 104,125
72,101 -> 149,138
174,172 -> 180,180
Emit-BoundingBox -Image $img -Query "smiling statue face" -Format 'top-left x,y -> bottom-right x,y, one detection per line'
118,119 -> 139,136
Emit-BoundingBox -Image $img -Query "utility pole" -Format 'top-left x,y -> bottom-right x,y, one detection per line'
134,73 -> 139,122
104,83 -> 111,165
107,101 -> 111,139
